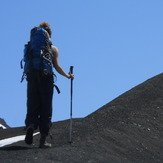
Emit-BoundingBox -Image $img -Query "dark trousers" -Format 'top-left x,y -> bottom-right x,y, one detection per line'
25,70 -> 54,136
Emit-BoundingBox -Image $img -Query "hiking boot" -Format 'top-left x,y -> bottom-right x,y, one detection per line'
39,141 -> 52,148
25,125 -> 34,145
39,134 -> 52,148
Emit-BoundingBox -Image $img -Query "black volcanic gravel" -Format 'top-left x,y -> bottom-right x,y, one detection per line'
0,73 -> 163,163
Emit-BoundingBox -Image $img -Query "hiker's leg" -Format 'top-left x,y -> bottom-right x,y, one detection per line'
25,80 -> 40,130
39,75 -> 54,136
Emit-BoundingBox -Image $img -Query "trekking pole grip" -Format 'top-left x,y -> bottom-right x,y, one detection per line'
70,66 -> 74,74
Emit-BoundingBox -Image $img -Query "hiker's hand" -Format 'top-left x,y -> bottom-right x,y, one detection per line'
68,74 -> 74,79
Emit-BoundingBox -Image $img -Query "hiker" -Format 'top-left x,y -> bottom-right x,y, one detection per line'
24,22 -> 74,148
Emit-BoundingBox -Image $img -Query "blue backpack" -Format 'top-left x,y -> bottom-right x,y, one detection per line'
21,27 -> 53,82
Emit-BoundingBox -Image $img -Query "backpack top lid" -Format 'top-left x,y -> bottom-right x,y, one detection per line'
31,27 -> 48,37
30,27 -> 48,43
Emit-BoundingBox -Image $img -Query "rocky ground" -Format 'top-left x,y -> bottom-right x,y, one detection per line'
0,73 -> 163,163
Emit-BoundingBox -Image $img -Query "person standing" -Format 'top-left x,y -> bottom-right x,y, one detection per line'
24,22 -> 74,148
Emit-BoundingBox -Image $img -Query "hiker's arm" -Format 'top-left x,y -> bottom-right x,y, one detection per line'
52,46 -> 74,79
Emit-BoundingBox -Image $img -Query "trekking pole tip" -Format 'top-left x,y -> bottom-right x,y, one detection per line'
69,141 -> 72,144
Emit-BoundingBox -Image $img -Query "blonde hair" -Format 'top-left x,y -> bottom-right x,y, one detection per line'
39,22 -> 50,28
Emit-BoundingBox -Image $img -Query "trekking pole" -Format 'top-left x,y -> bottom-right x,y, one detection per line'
69,66 -> 74,144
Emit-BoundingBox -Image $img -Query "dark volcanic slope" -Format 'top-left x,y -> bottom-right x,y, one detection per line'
0,118 -> 9,128
0,73 -> 163,163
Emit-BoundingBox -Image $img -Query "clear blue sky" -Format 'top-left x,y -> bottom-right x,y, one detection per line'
0,0 -> 162,127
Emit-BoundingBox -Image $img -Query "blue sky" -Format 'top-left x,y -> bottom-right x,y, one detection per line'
0,0 -> 162,127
